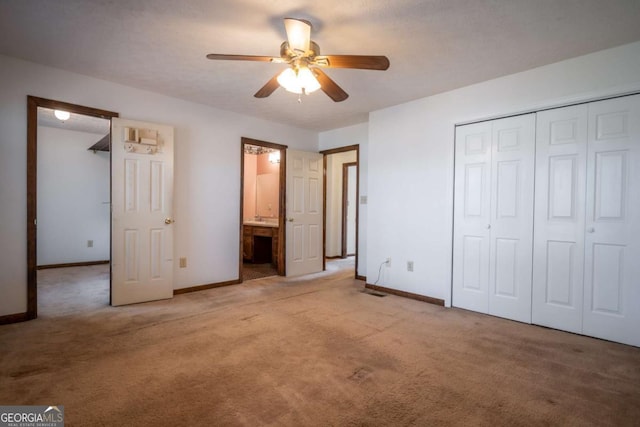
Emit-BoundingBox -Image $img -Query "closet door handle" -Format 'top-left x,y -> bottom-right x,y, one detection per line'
486,224 -> 491,230
587,227 -> 595,233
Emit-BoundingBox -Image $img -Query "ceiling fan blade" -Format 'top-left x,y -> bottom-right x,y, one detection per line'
314,55 -> 390,70
313,69 -> 348,102
206,54 -> 277,62
284,18 -> 311,54
254,73 -> 281,98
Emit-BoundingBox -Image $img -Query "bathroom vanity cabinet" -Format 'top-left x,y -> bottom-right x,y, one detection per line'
243,224 -> 279,267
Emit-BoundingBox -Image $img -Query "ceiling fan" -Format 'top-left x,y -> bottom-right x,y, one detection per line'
206,18 -> 390,102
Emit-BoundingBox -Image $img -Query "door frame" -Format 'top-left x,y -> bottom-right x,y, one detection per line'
341,162 -> 357,258
320,144 -> 360,278
26,96 -> 118,320
239,137 -> 288,280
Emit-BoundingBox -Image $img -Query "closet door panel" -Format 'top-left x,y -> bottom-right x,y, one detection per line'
453,122 -> 492,313
488,114 -> 536,323
583,95 -> 640,347
532,105 -> 587,334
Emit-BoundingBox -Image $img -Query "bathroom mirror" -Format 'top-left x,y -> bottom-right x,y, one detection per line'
255,172 -> 279,219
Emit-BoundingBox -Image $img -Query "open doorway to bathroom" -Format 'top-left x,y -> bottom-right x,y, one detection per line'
239,138 -> 287,281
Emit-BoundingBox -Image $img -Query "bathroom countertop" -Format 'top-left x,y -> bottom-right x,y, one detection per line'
243,220 -> 279,228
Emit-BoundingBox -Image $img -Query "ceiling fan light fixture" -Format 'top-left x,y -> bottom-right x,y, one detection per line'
206,17 -> 389,102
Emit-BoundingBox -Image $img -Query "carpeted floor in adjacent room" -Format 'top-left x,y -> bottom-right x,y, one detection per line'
1,261 -> 639,426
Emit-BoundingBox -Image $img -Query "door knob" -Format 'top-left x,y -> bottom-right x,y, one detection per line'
587,226 -> 595,233
487,224 -> 491,230
287,218 -> 294,222
165,218 -> 175,224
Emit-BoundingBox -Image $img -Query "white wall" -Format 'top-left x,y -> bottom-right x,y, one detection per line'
0,54 -> 318,317
319,122 -> 368,277
37,126 -> 110,265
243,153 -> 257,220
367,41 -> 640,306
325,150 -> 357,257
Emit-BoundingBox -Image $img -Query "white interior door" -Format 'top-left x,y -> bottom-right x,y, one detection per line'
532,105 -> 588,334
583,95 -> 640,347
346,164 -> 357,255
453,115 -> 535,322
111,118 -> 174,306
286,149 -> 323,276
488,114 -> 535,323
453,121 -> 492,313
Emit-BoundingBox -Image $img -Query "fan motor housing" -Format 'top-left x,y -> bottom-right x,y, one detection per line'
280,41 -> 320,60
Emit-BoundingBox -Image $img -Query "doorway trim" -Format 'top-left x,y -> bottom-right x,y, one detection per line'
239,137 -> 288,281
320,144 -> 360,278
25,96 -> 118,321
341,162 -> 357,258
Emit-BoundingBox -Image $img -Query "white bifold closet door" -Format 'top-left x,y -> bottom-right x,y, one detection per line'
533,95 -> 640,347
583,96 -> 640,346
453,114 -> 535,323
532,104 -> 588,334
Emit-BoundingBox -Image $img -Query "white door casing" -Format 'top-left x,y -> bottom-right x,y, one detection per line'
111,118 -> 174,306
286,149 -> 323,276
583,95 -> 640,347
532,104 -> 588,334
453,121 -> 492,314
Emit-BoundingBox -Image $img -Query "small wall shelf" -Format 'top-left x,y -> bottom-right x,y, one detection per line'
123,127 -> 161,154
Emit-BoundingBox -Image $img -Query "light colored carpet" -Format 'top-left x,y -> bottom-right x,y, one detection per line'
1,261 -> 639,426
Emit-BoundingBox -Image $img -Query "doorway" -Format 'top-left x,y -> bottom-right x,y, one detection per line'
26,96 -> 118,319
342,162 -> 357,258
321,145 -> 359,276
239,137 -> 287,281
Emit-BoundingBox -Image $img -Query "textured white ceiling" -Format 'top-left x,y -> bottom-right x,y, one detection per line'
2,0 -> 640,131
38,107 -> 111,135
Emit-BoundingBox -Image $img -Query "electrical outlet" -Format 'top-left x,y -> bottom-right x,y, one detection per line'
385,257 -> 391,267
407,261 -> 414,272
87,240 -> 93,248
179,257 -> 187,268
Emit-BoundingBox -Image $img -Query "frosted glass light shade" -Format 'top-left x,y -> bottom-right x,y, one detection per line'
284,18 -> 311,53
277,68 -> 302,94
54,110 -> 70,121
297,67 -> 321,93
277,67 -> 321,94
